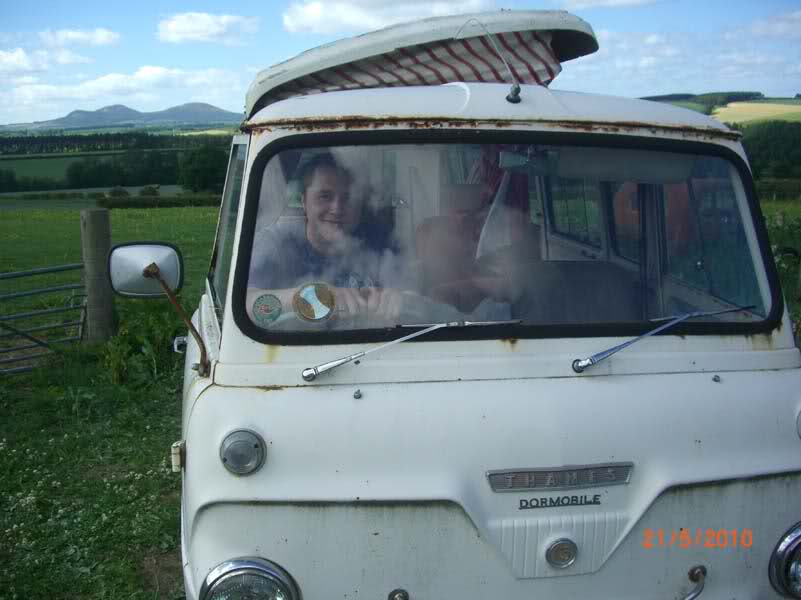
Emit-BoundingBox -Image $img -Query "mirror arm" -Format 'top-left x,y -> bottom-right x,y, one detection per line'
143,262 -> 210,377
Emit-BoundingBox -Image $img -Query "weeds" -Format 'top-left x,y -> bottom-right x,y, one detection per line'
0,316 -> 185,599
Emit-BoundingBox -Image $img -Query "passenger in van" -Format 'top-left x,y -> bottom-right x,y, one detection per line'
247,153 -> 406,323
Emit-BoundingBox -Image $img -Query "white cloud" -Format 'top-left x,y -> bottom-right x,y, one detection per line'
51,48 -> 91,65
157,13 -> 258,44
718,51 -> 783,67
39,28 -> 120,46
0,48 -> 34,72
11,75 -> 39,85
750,10 -> 801,40
282,0 -> 493,34
554,26 -> 801,99
0,47 -> 90,74
5,65 -> 242,109
558,0 -> 658,9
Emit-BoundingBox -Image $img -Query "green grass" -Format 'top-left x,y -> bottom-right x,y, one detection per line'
1,207 -> 217,598
0,149 -> 183,182
1,355 -> 185,599
761,201 -> 801,324
752,98 -> 801,105
0,155 -> 86,180
0,196 -> 99,210
1,207 -> 216,298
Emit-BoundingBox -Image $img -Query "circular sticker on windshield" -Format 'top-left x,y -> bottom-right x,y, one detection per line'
252,294 -> 282,326
293,283 -> 336,322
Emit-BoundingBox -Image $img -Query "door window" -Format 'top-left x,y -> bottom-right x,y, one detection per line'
209,139 -> 248,318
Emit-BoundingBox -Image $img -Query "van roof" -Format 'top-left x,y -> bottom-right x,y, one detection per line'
245,10 -> 597,119
247,82 -> 736,141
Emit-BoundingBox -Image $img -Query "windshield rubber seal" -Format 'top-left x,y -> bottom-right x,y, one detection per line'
231,128 -> 784,346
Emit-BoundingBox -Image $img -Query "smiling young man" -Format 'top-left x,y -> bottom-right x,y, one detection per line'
247,152 -> 405,325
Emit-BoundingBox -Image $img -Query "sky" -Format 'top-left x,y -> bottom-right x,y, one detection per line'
1,0 -> 800,125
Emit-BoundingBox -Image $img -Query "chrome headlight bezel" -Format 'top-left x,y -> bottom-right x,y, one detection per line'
769,521 -> 801,598
200,557 -> 300,600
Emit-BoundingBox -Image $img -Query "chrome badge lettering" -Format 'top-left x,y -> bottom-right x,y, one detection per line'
520,494 -> 602,510
487,463 -> 633,493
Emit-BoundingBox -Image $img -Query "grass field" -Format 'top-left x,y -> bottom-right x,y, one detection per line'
713,102 -> 801,124
0,155 -> 89,180
1,207 -> 217,598
0,149 -> 183,182
752,98 -> 801,105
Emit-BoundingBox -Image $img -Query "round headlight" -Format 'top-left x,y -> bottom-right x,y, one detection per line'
770,521 -> 801,598
220,429 -> 266,476
200,557 -> 300,600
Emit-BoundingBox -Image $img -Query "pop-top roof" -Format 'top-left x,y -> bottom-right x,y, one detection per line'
245,10 -> 598,120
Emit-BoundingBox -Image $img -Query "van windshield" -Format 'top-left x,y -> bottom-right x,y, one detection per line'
245,143 -> 770,332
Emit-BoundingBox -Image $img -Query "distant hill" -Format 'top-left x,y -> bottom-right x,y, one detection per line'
1,103 -> 243,132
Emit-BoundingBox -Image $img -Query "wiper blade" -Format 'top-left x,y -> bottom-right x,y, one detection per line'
571,305 -> 755,374
301,319 -> 521,382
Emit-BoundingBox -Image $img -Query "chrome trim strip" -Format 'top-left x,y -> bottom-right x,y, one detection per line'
487,462 -> 633,493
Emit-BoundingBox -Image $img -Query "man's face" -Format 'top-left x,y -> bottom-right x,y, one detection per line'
303,166 -> 363,254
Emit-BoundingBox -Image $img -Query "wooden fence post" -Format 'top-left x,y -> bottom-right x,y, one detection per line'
80,208 -> 115,342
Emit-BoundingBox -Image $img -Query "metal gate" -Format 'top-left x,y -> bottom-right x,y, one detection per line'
0,263 -> 86,375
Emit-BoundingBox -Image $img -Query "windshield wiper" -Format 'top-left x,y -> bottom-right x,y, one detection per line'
301,319 -> 522,381
571,305 -> 755,373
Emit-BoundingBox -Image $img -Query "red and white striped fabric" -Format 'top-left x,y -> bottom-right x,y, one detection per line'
265,31 -> 560,106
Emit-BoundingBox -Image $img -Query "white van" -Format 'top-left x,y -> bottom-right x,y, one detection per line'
109,10 -> 801,600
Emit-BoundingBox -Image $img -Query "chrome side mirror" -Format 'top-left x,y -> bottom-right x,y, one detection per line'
108,242 -> 183,298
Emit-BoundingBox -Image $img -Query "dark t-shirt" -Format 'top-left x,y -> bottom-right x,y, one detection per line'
248,219 -> 383,290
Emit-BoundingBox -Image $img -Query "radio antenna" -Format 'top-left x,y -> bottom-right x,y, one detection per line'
454,18 -> 521,104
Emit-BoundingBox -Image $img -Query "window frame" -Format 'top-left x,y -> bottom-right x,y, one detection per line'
231,128 -> 783,346
207,134 -> 249,324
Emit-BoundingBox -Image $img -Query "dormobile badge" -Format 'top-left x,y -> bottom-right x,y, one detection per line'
487,462 -> 633,493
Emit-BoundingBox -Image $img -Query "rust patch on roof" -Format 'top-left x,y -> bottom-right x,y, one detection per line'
242,115 -> 739,141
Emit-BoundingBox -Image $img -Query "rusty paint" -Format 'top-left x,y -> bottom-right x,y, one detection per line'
242,115 -> 740,141
500,337 -> 519,350
265,344 -> 280,364
743,333 -> 777,351
142,262 -> 209,377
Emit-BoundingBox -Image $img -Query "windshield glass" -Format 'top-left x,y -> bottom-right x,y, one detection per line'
245,143 -> 771,333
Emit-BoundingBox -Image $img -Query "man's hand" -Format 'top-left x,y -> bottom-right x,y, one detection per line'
364,287 -> 404,321
333,286 -> 368,317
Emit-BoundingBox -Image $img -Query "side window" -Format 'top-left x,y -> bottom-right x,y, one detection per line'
611,182 -> 640,261
663,176 -> 761,308
209,141 -> 248,317
550,177 -> 602,247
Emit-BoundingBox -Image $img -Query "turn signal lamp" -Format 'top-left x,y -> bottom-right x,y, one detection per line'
219,429 -> 266,476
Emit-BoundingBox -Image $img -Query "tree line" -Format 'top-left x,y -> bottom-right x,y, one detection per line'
0,145 -> 229,194
0,132 -> 230,156
737,121 -> 801,179
0,124 -> 798,195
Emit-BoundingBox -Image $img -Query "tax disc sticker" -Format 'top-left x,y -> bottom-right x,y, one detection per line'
252,294 -> 282,326
293,283 -> 335,322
